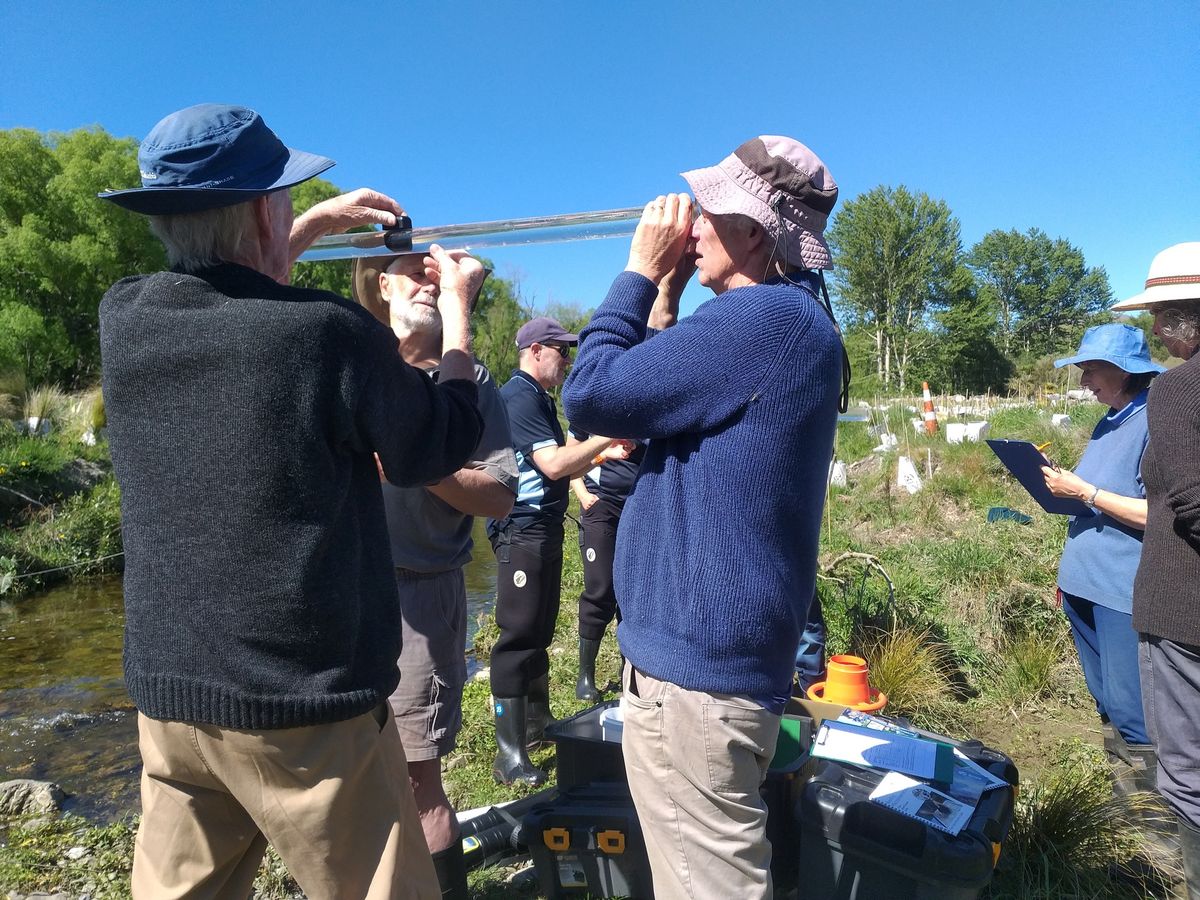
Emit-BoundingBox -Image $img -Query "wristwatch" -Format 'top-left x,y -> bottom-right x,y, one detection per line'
1084,486 -> 1101,508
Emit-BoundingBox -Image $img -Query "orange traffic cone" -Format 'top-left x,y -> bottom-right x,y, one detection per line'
921,382 -> 938,436
806,654 -> 888,712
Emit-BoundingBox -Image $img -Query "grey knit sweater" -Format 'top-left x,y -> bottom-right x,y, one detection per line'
100,264 -> 482,729
1133,350 -> 1200,647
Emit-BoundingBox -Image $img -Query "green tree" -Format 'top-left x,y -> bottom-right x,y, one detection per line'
0,127 -> 166,385
967,228 -> 1112,358
0,302 -> 72,386
827,185 -> 963,391
925,272 -> 1014,394
473,264 -> 530,382
289,178 -> 359,297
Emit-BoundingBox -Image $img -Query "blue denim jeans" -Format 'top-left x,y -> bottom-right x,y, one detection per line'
795,594 -> 826,694
1062,591 -> 1148,745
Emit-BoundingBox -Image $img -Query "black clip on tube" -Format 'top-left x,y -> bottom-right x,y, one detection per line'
382,215 -> 414,252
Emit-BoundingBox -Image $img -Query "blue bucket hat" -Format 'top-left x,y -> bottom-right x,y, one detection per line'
97,104 -> 334,215
1053,323 -> 1166,374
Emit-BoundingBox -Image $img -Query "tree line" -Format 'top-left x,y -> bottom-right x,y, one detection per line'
827,185 -> 1134,395
1,126 -> 1144,397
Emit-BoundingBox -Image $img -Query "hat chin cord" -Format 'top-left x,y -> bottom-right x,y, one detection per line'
765,194 -> 852,413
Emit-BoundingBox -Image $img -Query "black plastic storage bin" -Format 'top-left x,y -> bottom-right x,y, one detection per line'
524,780 -> 652,899
797,740 -> 1018,900
545,699 -> 625,791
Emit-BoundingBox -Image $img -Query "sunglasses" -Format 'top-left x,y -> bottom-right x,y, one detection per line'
542,343 -> 572,358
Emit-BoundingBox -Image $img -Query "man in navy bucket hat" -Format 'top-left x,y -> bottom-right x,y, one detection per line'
98,104 -> 485,898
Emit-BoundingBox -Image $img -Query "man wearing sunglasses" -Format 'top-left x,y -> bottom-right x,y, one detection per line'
487,317 -> 630,785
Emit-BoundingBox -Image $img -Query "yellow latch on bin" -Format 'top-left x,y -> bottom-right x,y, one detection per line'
597,829 -> 625,854
543,827 -> 570,852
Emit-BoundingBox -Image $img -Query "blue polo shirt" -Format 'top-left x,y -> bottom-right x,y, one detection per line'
1057,390 -> 1150,614
488,369 -> 568,534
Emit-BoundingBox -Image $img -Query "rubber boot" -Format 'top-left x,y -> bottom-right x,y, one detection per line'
431,836 -> 468,900
526,672 -> 558,748
576,637 -> 603,703
1180,816 -> 1200,900
1105,724 -> 1180,860
492,697 -> 547,786
1103,721 -> 1139,799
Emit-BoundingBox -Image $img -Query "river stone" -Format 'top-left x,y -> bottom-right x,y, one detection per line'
0,779 -> 66,818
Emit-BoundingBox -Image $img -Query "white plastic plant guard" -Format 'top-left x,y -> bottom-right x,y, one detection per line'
897,455 -> 923,494
873,432 -> 898,452
1052,413 -> 1072,428
829,460 -> 848,487
965,421 -> 990,442
946,423 -> 968,445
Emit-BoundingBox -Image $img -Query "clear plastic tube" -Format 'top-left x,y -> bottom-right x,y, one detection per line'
297,206 -> 643,263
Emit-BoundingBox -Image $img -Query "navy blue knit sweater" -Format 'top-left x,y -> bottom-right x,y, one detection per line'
100,264 -> 482,729
563,271 -> 840,703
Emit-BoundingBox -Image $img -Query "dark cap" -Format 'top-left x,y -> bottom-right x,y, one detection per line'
97,104 -> 335,215
515,316 -> 579,350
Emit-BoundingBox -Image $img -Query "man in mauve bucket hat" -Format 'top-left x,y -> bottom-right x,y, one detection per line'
97,103 -> 487,899
563,136 -> 846,899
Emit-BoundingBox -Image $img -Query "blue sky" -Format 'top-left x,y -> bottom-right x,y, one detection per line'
2,1 -> 1196,319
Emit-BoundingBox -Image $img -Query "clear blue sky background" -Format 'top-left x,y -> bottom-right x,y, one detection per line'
2,1 -> 1196,319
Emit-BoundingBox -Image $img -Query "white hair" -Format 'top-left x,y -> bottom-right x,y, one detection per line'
147,201 -> 258,273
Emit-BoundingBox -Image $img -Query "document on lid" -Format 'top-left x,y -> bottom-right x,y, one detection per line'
812,720 -> 954,782
869,771 -> 974,836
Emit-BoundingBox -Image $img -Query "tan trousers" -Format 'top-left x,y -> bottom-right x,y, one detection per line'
131,704 -> 438,900
622,662 -> 780,900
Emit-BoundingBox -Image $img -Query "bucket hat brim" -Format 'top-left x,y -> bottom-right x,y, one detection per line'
352,254 -> 490,327
1111,281 -> 1200,312
683,162 -> 833,270
1052,351 -> 1165,374
98,146 -> 334,215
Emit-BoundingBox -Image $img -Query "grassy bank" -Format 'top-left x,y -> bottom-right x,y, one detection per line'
0,388 -> 122,598
0,402 -> 1177,898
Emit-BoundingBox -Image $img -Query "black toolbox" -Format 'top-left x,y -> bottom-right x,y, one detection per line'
541,699 -> 818,895
796,737 -> 1019,899
524,780 -> 651,899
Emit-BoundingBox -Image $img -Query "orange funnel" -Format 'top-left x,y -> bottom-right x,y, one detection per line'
806,654 -> 888,712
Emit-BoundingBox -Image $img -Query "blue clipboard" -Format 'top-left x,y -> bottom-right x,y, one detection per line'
985,439 -> 1091,516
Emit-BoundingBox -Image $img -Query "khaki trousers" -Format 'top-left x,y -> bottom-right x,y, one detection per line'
131,704 -> 438,900
621,662 -> 780,900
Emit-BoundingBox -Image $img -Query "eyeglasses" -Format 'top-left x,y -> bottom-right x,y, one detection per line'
542,343 -> 572,358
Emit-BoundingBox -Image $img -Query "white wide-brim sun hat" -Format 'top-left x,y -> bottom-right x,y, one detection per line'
1111,242 -> 1200,311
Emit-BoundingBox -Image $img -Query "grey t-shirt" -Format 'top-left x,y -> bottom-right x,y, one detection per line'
382,361 -> 518,573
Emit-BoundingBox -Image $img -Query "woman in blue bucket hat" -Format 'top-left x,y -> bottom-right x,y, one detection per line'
1041,324 -> 1164,801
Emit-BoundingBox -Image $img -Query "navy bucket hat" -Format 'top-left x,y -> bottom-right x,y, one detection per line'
1053,323 -> 1166,374
98,104 -> 334,215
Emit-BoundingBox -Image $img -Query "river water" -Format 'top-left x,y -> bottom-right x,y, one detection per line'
0,520 -> 499,822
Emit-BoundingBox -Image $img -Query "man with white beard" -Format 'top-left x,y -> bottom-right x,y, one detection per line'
353,254 -> 518,899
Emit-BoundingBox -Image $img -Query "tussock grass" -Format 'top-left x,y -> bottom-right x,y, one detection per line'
23,383 -> 71,428
990,633 -> 1069,707
862,626 -> 961,731
988,744 -> 1179,899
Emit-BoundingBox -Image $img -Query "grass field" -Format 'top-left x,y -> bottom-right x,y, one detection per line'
0,399 -> 1181,898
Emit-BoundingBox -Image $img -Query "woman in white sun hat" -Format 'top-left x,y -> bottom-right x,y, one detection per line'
1113,242 -> 1200,893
